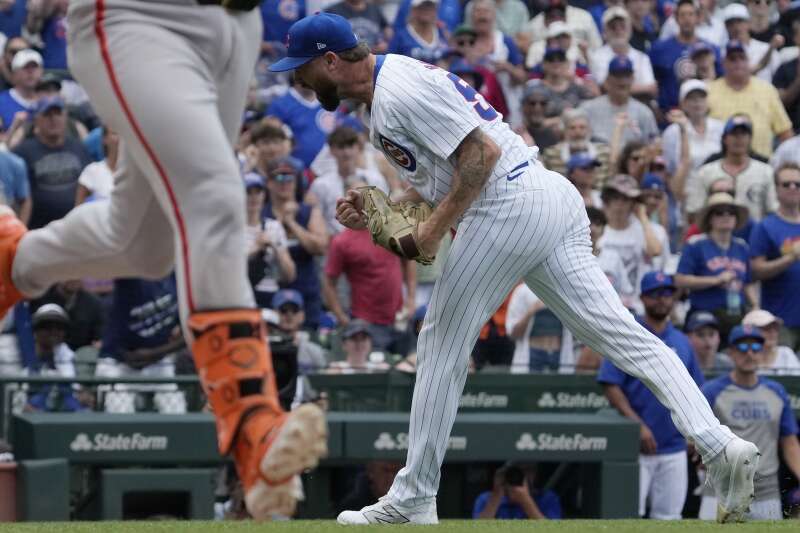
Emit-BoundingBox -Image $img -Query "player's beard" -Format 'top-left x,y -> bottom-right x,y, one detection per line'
317,81 -> 341,111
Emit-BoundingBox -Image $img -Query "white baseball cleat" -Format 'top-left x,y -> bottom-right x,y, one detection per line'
706,437 -> 760,523
337,497 -> 439,525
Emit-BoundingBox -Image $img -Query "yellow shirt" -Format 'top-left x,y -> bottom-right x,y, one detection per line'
706,77 -> 792,157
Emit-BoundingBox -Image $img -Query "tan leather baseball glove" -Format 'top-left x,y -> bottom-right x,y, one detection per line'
357,186 -> 435,265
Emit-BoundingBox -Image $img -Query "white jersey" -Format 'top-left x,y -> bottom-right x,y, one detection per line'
369,54 -> 533,206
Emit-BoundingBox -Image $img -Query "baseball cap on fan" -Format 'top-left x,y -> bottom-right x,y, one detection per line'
269,13 -> 358,72
11,48 -> 42,71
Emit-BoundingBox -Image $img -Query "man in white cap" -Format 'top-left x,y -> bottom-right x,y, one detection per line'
742,309 -> 800,375
0,48 -> 42,132
589,6 -> 656,99
662,79 -> 723,174
722,3 -> 782,81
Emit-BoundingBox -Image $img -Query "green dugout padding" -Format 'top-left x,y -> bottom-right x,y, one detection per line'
12,411 -> 639,519
308,372 -> 800,416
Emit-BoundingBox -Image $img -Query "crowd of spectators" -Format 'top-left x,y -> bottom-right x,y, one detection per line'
0,0 -> 797,395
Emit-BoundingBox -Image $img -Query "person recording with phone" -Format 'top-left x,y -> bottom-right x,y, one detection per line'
472,463 -> 562,520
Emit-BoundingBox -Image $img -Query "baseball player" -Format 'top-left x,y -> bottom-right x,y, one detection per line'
0,0 -> 326,519
272,13 -> 759,525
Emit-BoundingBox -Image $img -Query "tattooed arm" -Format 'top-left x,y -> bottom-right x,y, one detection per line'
416,127 -> 501,255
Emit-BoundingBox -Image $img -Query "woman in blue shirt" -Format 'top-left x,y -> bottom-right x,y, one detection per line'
675,192 -> 758,342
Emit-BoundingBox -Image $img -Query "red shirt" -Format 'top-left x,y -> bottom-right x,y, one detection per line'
325,229 -> 403,326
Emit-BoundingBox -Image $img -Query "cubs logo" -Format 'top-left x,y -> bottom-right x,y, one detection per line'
278,0 -> 300,21
316,109 -> 337,134
674,53 -> 696,81
379,135 -> 416,171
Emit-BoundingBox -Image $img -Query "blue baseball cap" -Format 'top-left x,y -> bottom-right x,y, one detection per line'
269,13 -> 359,72
641,173 -> 666,193
608,55 -> 634,75
34,95 -> 64,116
567,152 -> 600,173
723,115 -> 752,136
640,271 -> 676,295
725,40 -> 747,57
728,324 -> 764,345
684,311 -> 719,333
688,41 -> 714,58
272,289 -> 305,309
243,172 -> 265,190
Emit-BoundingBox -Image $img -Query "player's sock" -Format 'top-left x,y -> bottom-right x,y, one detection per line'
0,207 -> 27,318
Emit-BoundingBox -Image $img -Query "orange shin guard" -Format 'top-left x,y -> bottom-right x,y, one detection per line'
188,309 -> 284,456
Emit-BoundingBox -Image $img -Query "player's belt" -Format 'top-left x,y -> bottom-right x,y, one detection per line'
197,0 -> 261,11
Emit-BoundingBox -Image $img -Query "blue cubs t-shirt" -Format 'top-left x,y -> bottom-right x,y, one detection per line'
677,234 -> 751,313
387,25 -> 448,64
260,0 -> 305,44
649,37 -> 720,111
267,89 -> 337,167
41,15 -> 67,69
749,214 -> 800,327
100,276 -> 180,360
598,316 -> 703,455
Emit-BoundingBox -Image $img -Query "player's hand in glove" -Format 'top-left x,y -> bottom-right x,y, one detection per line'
357,186 -> 436,265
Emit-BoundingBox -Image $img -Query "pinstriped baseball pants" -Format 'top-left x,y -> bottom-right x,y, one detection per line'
387,161 -> 736,507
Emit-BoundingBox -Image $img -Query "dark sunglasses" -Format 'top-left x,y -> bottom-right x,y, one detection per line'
524,100 -> 548,107
270,173 -> 295,183
735,342 -> 763,353
456,38 -> 476,47
545,55 -> 567,63
278,305 -> 301,314
710,207 -> 737,217
748,0 -> 770,4
779,181 -> 800,190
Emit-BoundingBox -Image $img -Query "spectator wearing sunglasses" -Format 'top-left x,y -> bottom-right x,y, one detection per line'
676,193 -> 757,341
749,163 -> 800,352
264,157 -> 329,330
742,309 -> 800,375
686,115 -> 777,223
699,324 -> 800,520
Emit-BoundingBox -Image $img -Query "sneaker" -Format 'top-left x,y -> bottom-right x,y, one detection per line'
243,403 -> 328,519
337,498 -> 438,525
706,437 -> 760,523
0,207 -> 26,317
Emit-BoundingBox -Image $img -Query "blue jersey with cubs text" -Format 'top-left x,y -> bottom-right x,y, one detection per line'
649,37 -> 720,111
267,88 -> 337,167
677,234 -> 751,313
100,276 -> 180,360
749,214 -> 800,327
598,316 -> 702,455
260,0 -> 305,44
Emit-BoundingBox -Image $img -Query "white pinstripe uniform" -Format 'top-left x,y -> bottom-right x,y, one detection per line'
370,54 -> 738,508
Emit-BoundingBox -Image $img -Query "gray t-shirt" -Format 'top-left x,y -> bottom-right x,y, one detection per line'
702,375 -> 799,501
579,95 -> 658,145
